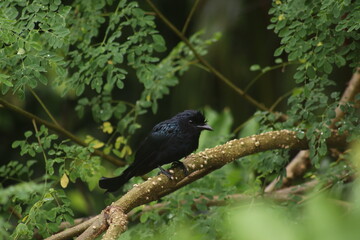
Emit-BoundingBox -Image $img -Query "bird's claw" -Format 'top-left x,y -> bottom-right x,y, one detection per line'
171,161 -> 189,176
158,166 -> 173,179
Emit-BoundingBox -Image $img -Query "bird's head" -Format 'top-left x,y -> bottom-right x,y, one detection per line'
176,110 -> 213,132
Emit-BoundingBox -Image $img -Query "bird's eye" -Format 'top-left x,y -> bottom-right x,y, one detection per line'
188,119 -> 193,124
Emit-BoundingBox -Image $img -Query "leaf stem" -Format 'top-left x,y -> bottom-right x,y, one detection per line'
232,116 -> 255,135
269,89 -> 293,112
182,0 -> 201,34
244,61 -> 298,93
32,119 -> 48,189
28,87 -> 61,127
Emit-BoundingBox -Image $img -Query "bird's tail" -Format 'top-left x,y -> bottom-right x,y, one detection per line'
99,169 -> 133,192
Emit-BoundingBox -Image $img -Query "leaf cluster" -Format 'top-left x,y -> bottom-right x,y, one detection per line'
265,0 -> 360,165
1,125 -> 106,238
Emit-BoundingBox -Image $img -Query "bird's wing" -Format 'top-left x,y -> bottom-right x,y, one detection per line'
129,123 -> 179,175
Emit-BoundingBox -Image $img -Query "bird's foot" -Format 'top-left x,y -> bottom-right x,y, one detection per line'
158,166 -> 173,179
171,161 -> 189,176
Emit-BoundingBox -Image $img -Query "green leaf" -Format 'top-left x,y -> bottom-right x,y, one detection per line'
0,74 -> 13,87
296,131 -> 305,139
318,141 -> 327,156
100,103 -> 113,121
334,55 -> 346,67
274,47 -> 284,57
306,67 -> 316,79
326,109 -> 336,119
12,141 -> 23,149
76,84 -> 85,96
278,27 -> 290,37
152,34 -> 166,52
275,58 -> 283,64
4,7 -> 18,20
11,223 -> 32,239
24,131 -> 33,138
116,79 -> 124,89
293,70 -> 305,81
139,212 -> 150,223
323,61 -> 333,74
288,51 -> 300,61
330,92 -> 339,99
38,74 -> 48,85
250,64 -> 261,71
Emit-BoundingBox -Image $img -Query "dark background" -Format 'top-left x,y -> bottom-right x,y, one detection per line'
0,0 -> 350,165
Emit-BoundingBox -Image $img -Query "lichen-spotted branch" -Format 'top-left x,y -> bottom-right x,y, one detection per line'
48,129 -> 347,240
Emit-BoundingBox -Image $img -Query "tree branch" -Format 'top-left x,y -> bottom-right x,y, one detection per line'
102,206 -> 128,240
45,216 -> 99,240
69,129 -> 347,240
52,167 -> 351,240
0,98 -> 125,166
330,67 -> 360,128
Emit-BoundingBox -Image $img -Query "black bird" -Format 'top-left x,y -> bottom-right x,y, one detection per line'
99,110 -> 213,192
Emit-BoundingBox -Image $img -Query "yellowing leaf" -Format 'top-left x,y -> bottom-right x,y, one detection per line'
115,136 -> 126,149
146,94 -> 151,101
125,145 -> 132,156
17,48 -> 25,55
120,145 -> 132,158
92,141 -> 104,149
22,215 -> 29,222
102,121 -> 113,134
104,145 -> 112,155
60,173 -> 69,188
84,135 -> 94,144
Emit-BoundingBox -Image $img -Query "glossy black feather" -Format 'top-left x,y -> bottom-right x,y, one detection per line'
99,110 -> 212,192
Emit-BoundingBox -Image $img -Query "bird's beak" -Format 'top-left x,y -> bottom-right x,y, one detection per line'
197,124 -> 213,131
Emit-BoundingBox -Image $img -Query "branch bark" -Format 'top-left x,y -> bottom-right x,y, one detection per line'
101,206 -> 128,240
45,216 -> 98,240
64,129 -> 346,240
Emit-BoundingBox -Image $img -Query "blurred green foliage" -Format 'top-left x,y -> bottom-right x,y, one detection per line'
121,144 -> 360,240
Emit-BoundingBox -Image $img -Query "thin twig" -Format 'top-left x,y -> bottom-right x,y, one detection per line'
232,116 -> 255,135
182,0 -> 201,34
269,89 -> 293,112
28,87 -> 61,127
244,61 -> 298,93
32,119 -> 49,190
